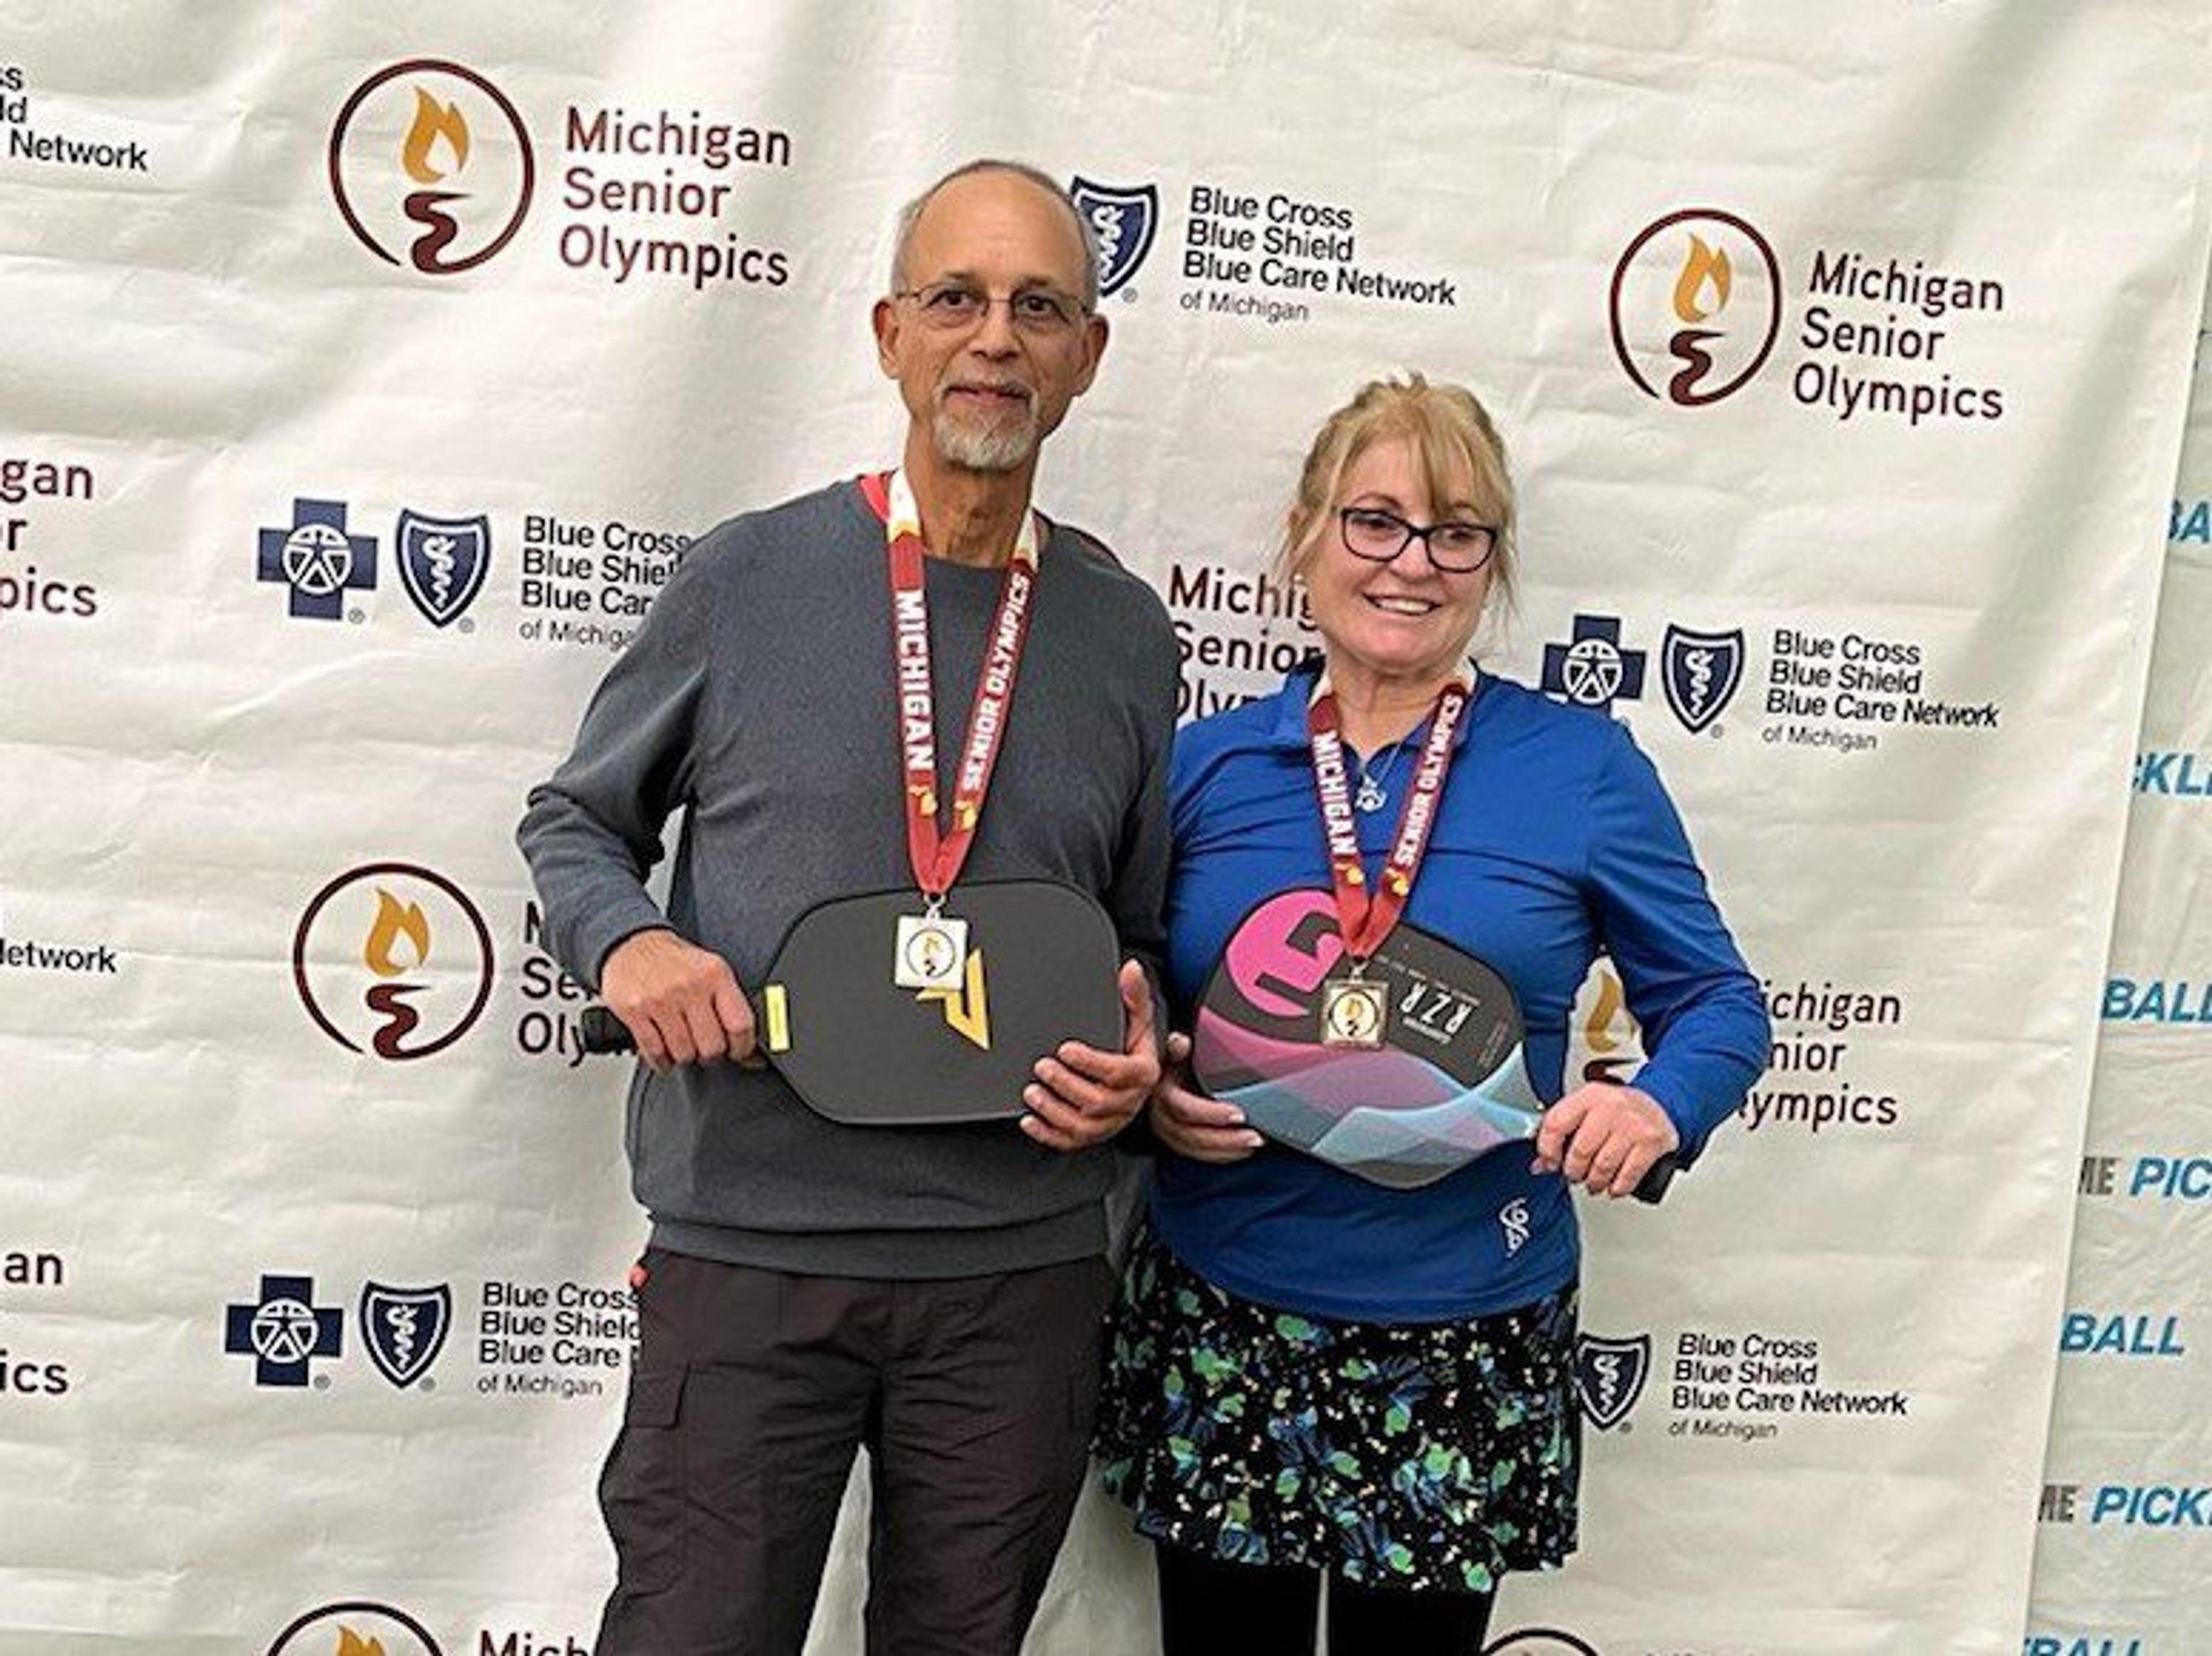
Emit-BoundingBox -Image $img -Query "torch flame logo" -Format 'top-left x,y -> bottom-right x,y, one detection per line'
1580,965 -> 1636,1084
335,1631 -> 388,1656
363,889 -> 431,977
329,59 -> 536,276
1584,968 -> 1625,1056
1661,233 -> 1737,402
1672,233 -> 1732,324
294,861 -> 495,1061
1608,208 -> 1781,408
400,87 -> 469,184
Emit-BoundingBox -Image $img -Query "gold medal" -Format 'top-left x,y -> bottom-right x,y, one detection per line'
1320,976 -> 1388,1049
893,912 -> 968,990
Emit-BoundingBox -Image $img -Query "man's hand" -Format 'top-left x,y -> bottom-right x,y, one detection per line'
599,928 -> 755,1074
1533,1082 -> 1681,1198
1020,961 -> 1161,1153
1146,1031 -> 1264,1163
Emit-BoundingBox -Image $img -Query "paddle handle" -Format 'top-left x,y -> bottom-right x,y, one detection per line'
578,1005 -> 634,1055
576,999 -> 785,1060
1634,1152 -> 1679,1204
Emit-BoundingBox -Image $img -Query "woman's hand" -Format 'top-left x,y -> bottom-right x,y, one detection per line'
1533,1082 -> 1681,1198
1146,1032 -> 1266,1163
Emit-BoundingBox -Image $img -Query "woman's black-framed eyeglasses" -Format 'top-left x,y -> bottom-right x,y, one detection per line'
1336,507 -> 1498,574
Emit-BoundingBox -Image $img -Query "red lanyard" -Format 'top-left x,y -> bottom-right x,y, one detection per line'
1305,672 -> 1472,961
861,469 -> 1041,901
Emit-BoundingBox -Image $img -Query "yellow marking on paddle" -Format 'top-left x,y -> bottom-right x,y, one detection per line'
763,984 -> 790,1053
917,949 -> 991,1050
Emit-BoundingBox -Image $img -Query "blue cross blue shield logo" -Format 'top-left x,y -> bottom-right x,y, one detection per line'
1574,1331 -> 1651,1431
1661,624 -> 1745,734
225,1273 -> 344,1388
396,510 -> 491,628
257,499 -> 376,620
359,1281 -> 453,1389
1069,177 -> 1159,298
1541,614 -> 1646,714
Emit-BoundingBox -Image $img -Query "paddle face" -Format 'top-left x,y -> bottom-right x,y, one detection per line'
759,880 -> 1123,1126
1191,888 -> 1547,1189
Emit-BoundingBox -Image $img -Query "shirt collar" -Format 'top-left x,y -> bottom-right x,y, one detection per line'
1266,655 -> 1485,752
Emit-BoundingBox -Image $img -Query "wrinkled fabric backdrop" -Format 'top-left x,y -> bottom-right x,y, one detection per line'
2,4 -> 2207,1653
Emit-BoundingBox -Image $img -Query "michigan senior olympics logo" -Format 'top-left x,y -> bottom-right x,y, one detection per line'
225,1274 -> 344,1388
1575,1332 -> 1652,1432
1069,177 -> 1158,298
1661,624 -> 1745,734
1610,209 -> 1782,406
1483,1634 -> 1602,1656
293,863 -> 495,1060
266,1601 -> 443,1656
1576,962 -> 1639,1086
329,59 -> 535,275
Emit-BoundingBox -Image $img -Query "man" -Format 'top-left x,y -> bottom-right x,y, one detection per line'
517,160 -> 1177,1654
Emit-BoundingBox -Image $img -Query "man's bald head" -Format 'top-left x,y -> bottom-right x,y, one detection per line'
889,159 -> 1101,311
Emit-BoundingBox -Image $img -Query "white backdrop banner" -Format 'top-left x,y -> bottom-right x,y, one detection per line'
2024,325 -> 2212,1656
2,4 -> 2208,1653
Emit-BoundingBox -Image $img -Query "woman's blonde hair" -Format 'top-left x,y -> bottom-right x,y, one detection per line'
1275,373 -> 1516,615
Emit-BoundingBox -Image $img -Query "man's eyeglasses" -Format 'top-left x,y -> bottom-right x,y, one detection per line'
895,281 -> 1090,335
1337,507 -> 1498,574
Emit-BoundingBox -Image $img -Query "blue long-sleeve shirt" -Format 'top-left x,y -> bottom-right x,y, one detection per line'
1149,666 -> 1770,1322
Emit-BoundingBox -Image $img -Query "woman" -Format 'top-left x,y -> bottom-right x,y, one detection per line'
1097,374 -> 1769,1651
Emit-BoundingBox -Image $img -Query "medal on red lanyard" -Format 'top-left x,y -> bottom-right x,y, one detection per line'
1306,670 -> 1473,1048
868,469 -> 1042,992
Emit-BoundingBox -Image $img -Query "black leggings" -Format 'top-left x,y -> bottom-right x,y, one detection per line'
1154,1540 -> 1495,1655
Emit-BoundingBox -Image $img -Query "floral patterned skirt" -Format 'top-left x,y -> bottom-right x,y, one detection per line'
1096,1223 -> 1580,1596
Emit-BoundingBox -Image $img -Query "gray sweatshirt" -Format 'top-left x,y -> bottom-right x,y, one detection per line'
518,479 -> 1177,1276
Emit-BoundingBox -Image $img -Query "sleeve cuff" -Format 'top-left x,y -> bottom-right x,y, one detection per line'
1629,1068 -> 1710,1165
577,901 -> 675,993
